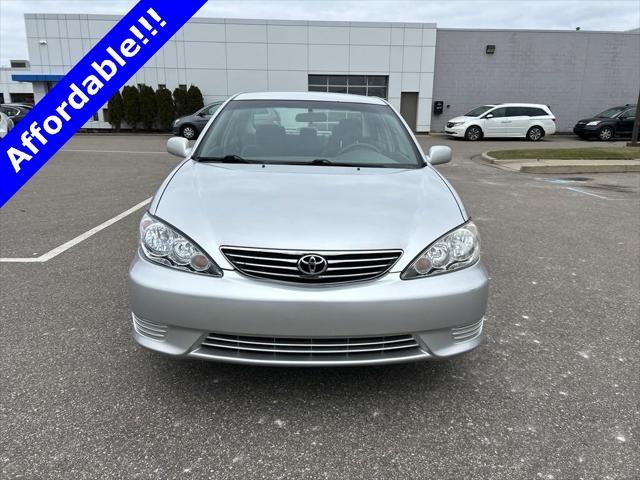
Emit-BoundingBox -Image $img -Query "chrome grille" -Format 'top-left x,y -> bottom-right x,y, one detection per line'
221,247 -> 402,284
451,318 -> 484,343
197,332 -> 424,364
132,313 -> 168,341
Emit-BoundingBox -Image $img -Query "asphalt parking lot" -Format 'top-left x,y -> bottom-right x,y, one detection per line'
1,134 -> 638,479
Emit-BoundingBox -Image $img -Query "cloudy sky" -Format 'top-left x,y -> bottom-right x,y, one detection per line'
1,0 -> 638,66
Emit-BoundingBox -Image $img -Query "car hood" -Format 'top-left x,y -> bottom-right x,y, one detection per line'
576,116 -> 610,123
153,161 -> 466,270
447,116 -> 476,123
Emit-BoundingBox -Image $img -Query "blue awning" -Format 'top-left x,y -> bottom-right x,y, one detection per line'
11,74 -> 64,82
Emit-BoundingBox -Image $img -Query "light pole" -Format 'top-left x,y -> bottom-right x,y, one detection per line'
628,87 -> 640,147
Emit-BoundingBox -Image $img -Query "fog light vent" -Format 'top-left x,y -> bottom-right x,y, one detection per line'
451,318 -> 484,343
132,313 -> 168,341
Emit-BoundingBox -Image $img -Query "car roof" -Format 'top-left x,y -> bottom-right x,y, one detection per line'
492,103 -> 550,108
233,91 -> 387,105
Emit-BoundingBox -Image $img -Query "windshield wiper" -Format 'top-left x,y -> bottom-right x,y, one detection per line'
194,155 -> 256,164
308,158 -> 400,168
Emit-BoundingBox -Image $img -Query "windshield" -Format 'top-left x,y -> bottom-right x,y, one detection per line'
192,99 -> 423,168
595,107 -> 627,118
465,105 -> 494,117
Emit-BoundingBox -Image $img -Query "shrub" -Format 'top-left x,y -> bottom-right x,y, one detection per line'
107,90 -> 124,131
173,87 -> 188,117
122,85 -> 140,131
186,85 -> 204,113
139,84 -> 157,131
155,87 -> 174,131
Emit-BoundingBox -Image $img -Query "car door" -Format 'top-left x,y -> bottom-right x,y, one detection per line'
482,107 -> 508,137
617,108 -> 636,136
505,107 -> 531,137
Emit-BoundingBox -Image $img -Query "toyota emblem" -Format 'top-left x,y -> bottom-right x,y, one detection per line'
297,254 -> 328,276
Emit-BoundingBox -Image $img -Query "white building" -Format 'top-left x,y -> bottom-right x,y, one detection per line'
21,14 -> 437,132
0,60 -> 34,104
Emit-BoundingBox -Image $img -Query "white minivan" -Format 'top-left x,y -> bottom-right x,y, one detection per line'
445,103 -> 556,141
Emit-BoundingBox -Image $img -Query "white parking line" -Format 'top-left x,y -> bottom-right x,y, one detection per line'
565,187 -> 610,200
0,197 -> 151,263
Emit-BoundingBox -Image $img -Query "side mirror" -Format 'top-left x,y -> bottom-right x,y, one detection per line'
426,145 -> 452,165
167,136 -> 192,158
485,113 -> 494,119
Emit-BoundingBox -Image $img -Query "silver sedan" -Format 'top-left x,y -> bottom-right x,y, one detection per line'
129,91 -> 488,366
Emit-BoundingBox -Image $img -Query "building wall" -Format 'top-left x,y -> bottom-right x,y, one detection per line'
0,64 -> 34,104
432,29 -> 640,132
24,14 -> 437,131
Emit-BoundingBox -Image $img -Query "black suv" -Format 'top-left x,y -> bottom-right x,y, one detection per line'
573,105 -> 636,141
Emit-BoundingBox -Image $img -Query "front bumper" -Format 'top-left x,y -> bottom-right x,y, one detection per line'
129,253 -> 489,366
444,124 -> 466,137
573,124 -> 598,137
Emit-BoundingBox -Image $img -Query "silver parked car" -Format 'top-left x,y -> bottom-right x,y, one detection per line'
130,91 -> 489,366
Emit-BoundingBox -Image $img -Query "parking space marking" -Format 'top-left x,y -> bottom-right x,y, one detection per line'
565,186 -> 610,200
0,197 -> 151,263
61,149 -> 166,154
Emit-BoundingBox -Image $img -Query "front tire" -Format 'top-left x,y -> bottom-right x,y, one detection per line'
526,126 -> 544,141
465,125 -> 482,141
180,124 -> 197,140
598,126 -> 614,141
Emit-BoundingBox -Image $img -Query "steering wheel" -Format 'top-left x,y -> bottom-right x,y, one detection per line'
336,142 -> 381,156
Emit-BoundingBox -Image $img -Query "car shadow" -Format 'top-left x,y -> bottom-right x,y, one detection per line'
137,348 -> 479,406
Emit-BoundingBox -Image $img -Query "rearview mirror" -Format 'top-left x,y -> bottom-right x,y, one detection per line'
485,113 -> 494,119
426,145 -> 452,165
167,137 -> 192,158
295,112 -> 327,122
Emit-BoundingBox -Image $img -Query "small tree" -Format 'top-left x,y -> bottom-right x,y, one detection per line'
122,85 -> 140,131
107,90 -> 124,131
173,87 -> 188,117
155,87 -> 174,131
139,84 -> 157,131
186,85 -> 204,113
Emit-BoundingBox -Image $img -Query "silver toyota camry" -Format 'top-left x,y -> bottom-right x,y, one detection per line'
129,91 -> 488,366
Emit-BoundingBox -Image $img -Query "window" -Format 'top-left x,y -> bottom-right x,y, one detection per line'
103,108 -> 110,123
465,105 -> 493,117
506,107 -> 530,117
527,107 -> 548,117
308,75 -> 389,99
620,108 -> 635,119
158,84 -> 166,89
10,60 -> 28,68
92,112 -> 99,121
194,99 -> 422,169
179,84 -> 187,91
486,107 -> 506,118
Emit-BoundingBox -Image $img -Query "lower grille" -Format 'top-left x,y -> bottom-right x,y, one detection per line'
196,332 -> 425,364
221,246 -> 402,285
132,313 -> 168,341
451,318 -> 484,343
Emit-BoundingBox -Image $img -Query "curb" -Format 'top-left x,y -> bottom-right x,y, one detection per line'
480,151 -> 640,174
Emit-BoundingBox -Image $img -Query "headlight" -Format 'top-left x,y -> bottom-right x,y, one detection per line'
449,121 -> 465,127
173,118 -> 181,126
139,213 -> 222,276
586,121 -> 600,126
401,221 -> 480,279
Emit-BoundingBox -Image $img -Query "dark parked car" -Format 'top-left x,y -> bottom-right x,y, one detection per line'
574,105 -> 636,141
172,102 -> 223,140
0,104 -> 31,125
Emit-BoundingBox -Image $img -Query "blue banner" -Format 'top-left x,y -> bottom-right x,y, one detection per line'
0,0 -> 208,207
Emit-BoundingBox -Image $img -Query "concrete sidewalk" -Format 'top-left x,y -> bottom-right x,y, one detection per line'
481,152 -> 640,174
